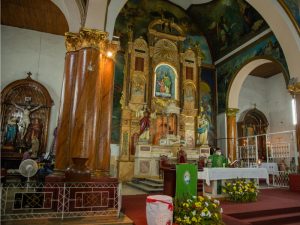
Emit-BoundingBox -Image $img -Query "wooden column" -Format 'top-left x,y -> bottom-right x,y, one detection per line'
226,108 -> 239,162
54,33 -> 78,172
288,82 -> 300,173
54,28 -> 119,177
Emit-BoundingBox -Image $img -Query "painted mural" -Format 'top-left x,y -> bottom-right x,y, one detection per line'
114,0 -> 211,64
279,0 -> 300,34
183,35 -> 212,64
155,64 -> 176,99
200,68 -> 217,146
188,0 -> 269,60
111,52 -> 125,143
217,34 -> 289,113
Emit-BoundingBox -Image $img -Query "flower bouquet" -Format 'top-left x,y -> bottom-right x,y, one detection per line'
222,178 -> 258,202
173,195 -> 224,225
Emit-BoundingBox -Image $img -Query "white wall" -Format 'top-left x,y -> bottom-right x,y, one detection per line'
1,25 -> 65,151
237,73 -> 293,133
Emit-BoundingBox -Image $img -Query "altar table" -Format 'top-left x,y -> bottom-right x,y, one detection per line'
198,168 -> 269,198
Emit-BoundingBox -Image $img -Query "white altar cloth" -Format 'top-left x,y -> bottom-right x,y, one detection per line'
198,168 -> 269,185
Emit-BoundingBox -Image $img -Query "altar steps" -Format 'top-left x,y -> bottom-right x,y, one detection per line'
126,178 -> 163,193
227,206 -> 300,225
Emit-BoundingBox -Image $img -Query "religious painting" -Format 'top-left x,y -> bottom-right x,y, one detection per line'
111,52 -> 125,143
278,0 -> 300,35
114,0 -> 202,51
183,35 -> 212,65
187,0 -> 269,59
200,68 -> 217,147
154,64 -> 177,99
217,33 -> 289,113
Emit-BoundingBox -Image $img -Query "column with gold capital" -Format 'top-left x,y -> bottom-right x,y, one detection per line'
226,108 -> 239,162
288,82 -> 300,172
68,28 -> 120,176
54,32 -> 79,172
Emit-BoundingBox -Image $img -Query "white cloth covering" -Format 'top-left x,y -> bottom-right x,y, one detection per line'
198,168 -> 269,185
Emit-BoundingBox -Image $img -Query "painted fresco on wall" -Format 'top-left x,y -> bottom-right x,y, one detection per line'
183,35 -> 212,65
155,64 -> 176,99
279,0 -> 300,34
200,68 -> 217,146
217,34 -> 289,113
111,52 -> 124,143
114,0 -> 204,49
188,0 -> 268,60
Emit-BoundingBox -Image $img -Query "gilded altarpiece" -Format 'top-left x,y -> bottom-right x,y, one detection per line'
118,19 -> 207,181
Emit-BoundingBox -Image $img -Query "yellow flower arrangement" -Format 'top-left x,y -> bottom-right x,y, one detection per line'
173,196 -> 224,225
222,179 -> 258,202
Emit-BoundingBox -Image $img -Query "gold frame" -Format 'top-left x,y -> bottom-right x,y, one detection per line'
278,0 -> 300,36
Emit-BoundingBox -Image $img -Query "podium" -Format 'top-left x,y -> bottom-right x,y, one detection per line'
162,167 -> 176,196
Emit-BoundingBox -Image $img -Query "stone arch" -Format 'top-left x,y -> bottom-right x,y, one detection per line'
227,57 -> 289,109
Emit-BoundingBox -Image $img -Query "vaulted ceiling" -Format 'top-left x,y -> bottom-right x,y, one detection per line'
1,0 -> 287,78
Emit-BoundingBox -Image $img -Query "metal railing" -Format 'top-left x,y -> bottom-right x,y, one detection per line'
1,181 -> 121,221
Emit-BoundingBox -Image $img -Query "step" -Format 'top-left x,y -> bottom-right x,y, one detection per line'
126,181 -> 163,193
228,206 -> 300,219
144,178 -> 163,184
247,212 -> 300,225
138,180 -> 164,188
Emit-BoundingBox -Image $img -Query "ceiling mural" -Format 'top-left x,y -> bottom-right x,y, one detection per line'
188,0 -> 269,60
216,33 -> 289,113
114,0 -> 211,64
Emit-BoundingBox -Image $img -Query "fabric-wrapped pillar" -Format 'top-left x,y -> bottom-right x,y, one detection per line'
226,108 -> 239,162
54,33 -> 79,172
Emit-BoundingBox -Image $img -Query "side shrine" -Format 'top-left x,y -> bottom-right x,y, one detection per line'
118,18 -> 214,181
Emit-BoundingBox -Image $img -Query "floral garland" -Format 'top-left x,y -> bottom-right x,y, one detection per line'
222,179 -> 258,202
173,196 -> 224,225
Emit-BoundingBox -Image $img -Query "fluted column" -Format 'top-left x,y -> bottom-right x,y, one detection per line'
288,82 -> 300,173
54,33 -> 79,171
226,108 -> 239,162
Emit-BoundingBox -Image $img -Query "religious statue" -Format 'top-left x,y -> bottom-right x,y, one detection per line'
4,116 -> 18,145
25,118 -> 43,148
30,136 -> 40,158
207,148 -> 228,167
139,109 -> 150,141
196,111 -> 209,146
12,102 -> 41,140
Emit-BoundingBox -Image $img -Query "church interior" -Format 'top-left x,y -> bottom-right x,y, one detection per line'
1,0 -> 300,224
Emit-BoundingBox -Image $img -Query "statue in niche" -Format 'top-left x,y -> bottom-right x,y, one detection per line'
197,110 -> 209,146
12,101 -> 41,140
139,109 -> 151,141
4,116 -> 18,145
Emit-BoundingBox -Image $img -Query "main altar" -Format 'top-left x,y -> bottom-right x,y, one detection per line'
198,168 -> 269,198
117,17 -> 216,181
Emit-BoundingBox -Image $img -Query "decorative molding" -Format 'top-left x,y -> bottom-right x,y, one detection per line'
288,82 -> 300,95
65,28 -> 120,59
226,108 -> 239,116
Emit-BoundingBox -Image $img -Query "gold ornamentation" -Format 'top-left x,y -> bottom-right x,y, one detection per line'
288,82 -> 300,95
65,32 -> 80,52
79,27 -> 108,49
226,108 -> 239,116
